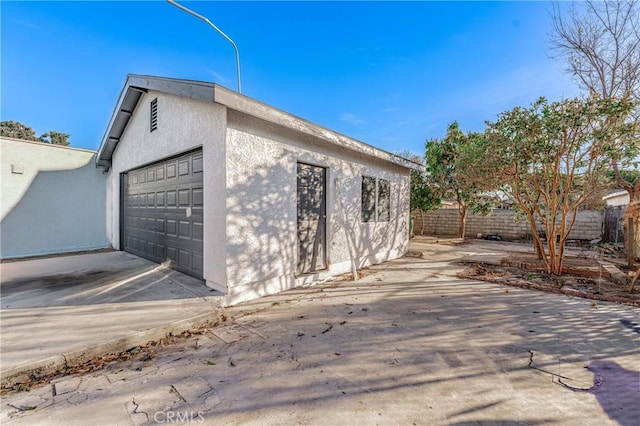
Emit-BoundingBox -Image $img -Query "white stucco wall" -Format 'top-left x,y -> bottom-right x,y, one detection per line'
104,90 -> 228,288
0,137 -> 109,258
603,191 -> 630,207
224,110 -> 410,304
105,90 -> 411,305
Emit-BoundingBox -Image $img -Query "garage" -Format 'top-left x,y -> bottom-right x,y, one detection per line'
122,149 -> 204,279
98,75 -> 418,304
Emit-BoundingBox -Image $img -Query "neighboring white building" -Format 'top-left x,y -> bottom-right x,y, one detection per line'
1,137 -> 109,259
97,75 -> 420,304
603,190 -> 630,207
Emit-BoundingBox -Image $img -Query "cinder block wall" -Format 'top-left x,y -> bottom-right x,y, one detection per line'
412,208 -> 604,240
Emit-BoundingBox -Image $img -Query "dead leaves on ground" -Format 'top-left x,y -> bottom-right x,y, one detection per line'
5,327 -> 209,393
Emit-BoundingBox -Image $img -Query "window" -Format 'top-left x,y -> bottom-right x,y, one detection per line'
362,176 -> 376,222
362,176 -> 390,222
377,178 -> 390,221
150,98 -> 158,132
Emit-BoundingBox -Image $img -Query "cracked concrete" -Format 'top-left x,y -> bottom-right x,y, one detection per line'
1,239 -> 639,425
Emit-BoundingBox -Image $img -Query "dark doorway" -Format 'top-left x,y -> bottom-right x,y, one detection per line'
297,163 -> 327,275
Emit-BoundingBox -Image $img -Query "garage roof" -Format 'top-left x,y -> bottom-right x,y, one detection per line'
96,74 -> 423,171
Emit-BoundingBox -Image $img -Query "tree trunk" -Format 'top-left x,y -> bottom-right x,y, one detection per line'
526,213 -> 546,261
420,209 -> 425,235
458,206 -> 468,239
534,240 -> 543,260
548,234 -> 563,276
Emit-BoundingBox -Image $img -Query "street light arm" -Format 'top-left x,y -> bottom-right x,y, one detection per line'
167,0 -> 242,93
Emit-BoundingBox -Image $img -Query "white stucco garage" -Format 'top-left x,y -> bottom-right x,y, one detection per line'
97,75 -> 420,304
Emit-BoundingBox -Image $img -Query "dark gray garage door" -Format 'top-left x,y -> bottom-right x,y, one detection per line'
122,149 -> 204,279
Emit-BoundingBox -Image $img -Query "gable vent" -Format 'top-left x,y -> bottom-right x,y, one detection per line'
150,98 -> 158,132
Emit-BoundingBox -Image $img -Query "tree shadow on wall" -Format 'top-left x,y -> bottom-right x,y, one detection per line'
225,156 -> 298,301
224,152 -> 411,301
332,162 -> 410,274
1,157 -> 108,259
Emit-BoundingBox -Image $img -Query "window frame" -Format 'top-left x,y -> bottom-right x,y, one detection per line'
361,175 -> 391,223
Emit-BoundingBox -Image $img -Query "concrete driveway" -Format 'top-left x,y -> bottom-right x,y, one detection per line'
1,251 -> 221,386
1,240 -> 638,425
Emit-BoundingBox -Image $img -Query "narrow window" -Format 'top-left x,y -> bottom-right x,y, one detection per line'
361,176 -> 391,222
150,98 -> 158,132
361,176 -> 376,222
377,178 -> 390,222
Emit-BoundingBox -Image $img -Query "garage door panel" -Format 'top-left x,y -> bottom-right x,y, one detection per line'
178,189 -> 189,206
167,247 -> 177,262
123,149 -> 204,279
193,222 -> 203,241
167,164 -> 177,179
193,156 -> 203,174
167,220 -> 177,236
179,160 -> 189,176
193,188 -> 204,206
193,254 -> 203,273
178,220 -> 190,239
179,250 -> 190,267
167,191 -> 177,206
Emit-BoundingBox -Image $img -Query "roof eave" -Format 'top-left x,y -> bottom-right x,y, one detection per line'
96,74 -> 422,172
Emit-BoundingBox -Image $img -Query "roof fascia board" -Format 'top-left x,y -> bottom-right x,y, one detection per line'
127,75 -> 216,103
96,77 -> 146,169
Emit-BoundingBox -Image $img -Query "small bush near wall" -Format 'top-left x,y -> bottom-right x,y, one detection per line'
412,208 -> 604,241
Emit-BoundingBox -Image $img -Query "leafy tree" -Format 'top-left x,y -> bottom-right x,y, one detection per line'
395,150 -> 440,234
549,0 -> 640,199
425,123 -> 495,239
607,169 -> 640,187
0,121 -> 71,146
480,96 -> 638,275
39,131 -> 70,146
409,170 -> 441,234
0,121 -> 38,141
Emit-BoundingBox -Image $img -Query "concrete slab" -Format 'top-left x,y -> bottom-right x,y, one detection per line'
1,240 -> 638,425
0,251 -> 222,387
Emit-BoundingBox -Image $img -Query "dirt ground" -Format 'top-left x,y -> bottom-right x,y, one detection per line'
455,242 -> 640,307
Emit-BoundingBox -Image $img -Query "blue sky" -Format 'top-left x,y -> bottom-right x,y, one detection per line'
2,1 -> 581,154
